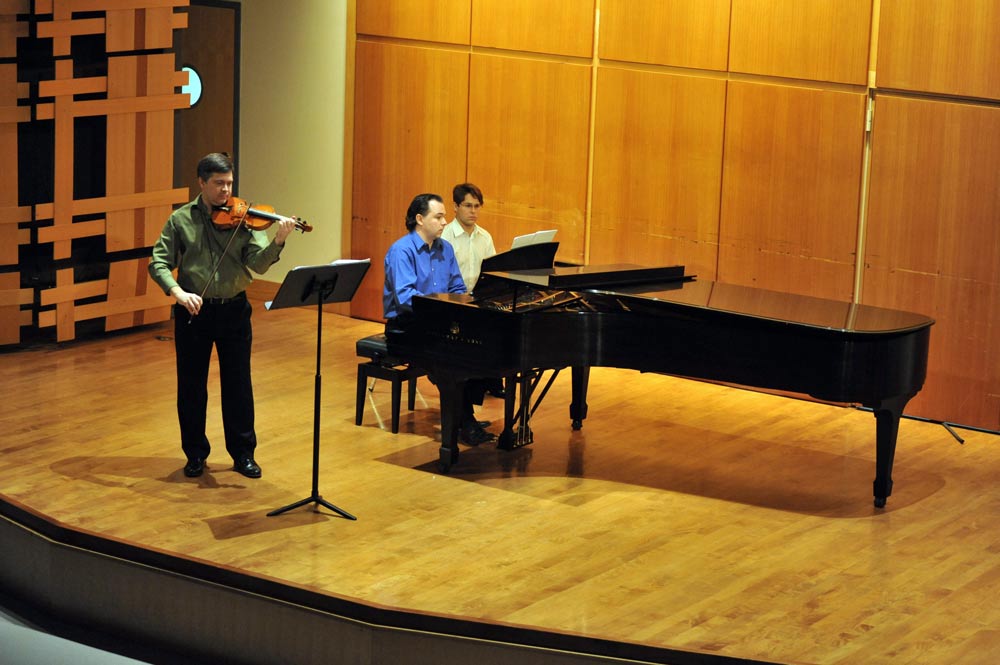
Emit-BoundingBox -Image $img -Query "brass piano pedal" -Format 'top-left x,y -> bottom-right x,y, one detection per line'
497,425 -> 533,450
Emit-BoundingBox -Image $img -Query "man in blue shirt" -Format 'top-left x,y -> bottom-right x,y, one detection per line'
383,193 -> 495,445
383,193 -> 465,325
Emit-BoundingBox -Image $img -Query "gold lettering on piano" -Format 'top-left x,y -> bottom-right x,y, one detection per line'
427,321 -> 484,346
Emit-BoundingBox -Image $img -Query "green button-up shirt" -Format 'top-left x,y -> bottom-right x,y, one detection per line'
148,195 -> 285,299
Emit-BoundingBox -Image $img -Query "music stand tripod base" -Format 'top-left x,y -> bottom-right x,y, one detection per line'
267,495 -> 354,519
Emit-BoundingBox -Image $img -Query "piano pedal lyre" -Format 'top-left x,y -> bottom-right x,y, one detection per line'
498,424 -> 533,450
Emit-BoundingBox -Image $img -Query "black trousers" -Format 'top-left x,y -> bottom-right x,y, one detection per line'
173,297 -> 257,463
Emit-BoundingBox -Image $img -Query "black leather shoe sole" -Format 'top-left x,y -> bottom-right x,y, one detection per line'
234,458 -> 262,478
183,459 -> 205,478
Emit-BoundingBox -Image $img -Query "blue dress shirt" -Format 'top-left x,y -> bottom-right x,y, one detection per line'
383,231 -> 466,320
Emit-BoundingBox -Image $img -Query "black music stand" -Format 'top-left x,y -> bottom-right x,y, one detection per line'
265,259 -> 370,519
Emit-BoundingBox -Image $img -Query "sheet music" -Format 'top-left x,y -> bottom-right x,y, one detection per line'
328,258 -> 371,266
511,230 -> 557,249
287,257 -> 370,271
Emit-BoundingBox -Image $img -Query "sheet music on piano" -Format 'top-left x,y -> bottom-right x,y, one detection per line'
510,229 -> 557,249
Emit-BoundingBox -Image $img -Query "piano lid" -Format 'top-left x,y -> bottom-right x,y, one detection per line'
483,263 -> 689,290
600,279 -> 935,335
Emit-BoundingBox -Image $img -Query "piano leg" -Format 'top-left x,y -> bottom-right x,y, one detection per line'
517,372 -> 535,445
497,374 -> 519,450
436,374 -> 465,472
570,366 -> 590,430
872,393 -> 912,508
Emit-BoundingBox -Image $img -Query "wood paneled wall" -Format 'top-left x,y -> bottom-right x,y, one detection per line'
467,54 -> 591,263
729,0 -> 872,84
589,67 -> 726,279
719,82 -> 866,301
471,0 -> 594,57
599,0 -> 730,70
351,0 -> 1000,431
877,0 -> 1000,100
356,0 -> 471,45
8,0 -> 190,344
865,95 -> 1000,424
351,41 -> 469,312
1,2 -> 32,345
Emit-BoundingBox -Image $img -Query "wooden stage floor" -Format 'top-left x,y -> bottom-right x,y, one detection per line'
1,300 -> 998,664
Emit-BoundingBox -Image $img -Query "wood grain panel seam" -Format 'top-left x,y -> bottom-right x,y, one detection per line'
873,267 -> 999,285
868,0 -> 881,88
582,0 -> 601,266
872,87 -> 1000,110
357,34 -> 472,55
598,58 -> 731,80
853,92 -> 876,303
726,71 -> 867,94
597,60 -> 870,95
356,34 -> 595,67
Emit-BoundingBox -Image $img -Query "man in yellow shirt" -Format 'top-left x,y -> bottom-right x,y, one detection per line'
440,182 -> 496,294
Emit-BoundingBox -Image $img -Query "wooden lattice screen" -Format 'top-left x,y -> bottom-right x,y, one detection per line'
2,0 -> 190,345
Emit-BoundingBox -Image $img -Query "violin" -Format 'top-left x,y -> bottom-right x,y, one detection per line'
211,196 -> 312,233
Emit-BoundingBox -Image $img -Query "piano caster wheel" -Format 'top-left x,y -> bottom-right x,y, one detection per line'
874,496 -> 887,508
571,419 -> 582,430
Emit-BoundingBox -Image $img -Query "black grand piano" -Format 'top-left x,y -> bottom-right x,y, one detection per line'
388,248 -> 933,508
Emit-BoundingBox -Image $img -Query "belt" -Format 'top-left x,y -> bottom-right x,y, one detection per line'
202,292 -> 246,305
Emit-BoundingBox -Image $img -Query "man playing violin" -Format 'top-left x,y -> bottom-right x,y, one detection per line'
149,152 -> 297,479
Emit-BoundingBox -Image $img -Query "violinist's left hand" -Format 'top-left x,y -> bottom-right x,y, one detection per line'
274,217 -> 297,245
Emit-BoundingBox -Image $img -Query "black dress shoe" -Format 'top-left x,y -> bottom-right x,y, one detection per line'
459,426 -> 496,446
476,420 -> 492,428
183,458 -> 205,478
234,456 -> 261,478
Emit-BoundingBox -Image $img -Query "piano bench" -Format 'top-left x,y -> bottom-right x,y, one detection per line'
355,333 -> 426,434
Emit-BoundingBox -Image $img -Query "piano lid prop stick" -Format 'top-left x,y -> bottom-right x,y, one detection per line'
942,422 -> 965,444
